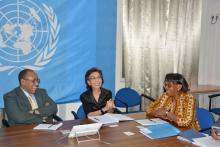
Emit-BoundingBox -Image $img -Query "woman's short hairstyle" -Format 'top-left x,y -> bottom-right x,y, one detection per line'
164,73 -> 189,92
85,67 -> 104,90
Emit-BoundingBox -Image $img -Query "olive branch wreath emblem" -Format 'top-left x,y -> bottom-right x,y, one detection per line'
0,3 -> 60,75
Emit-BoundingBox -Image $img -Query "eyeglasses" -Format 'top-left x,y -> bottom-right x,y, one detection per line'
23,78 -> 40,84
88,76 -> 102,81
163,82 -> 175,89
163,82 -> 181,89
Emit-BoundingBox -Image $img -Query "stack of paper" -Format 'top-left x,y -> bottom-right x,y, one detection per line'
88,113 -> 134,125
193,136 -> 220,147
33,122 -> 63,131
135,118 -> 168,126
177,129 -> 207,143
139,123 -> 180,139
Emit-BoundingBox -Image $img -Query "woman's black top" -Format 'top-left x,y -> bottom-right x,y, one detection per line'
80,88 -> 112,115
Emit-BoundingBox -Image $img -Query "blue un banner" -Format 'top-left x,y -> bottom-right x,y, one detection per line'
0,0 -> 96,107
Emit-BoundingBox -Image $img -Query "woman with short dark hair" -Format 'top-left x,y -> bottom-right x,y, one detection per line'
80,67 -> 116,117
146,73 -> 200,131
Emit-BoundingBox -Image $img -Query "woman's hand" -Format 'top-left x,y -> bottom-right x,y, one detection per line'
153,108 -> 167,118
103,99 -> 115,112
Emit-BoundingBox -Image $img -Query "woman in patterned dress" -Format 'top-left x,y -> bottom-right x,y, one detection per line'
146,73 -> 200,131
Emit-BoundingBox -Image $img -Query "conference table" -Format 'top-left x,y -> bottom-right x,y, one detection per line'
0,113 -> 193,147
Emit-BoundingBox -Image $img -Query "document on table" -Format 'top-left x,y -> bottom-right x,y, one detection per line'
193,136 -> 220,147
135,118 -> 168,126
33,122 -> 63,131
88,113 -> 134,125
106,113 -> 134,121
68,123 -> 103,138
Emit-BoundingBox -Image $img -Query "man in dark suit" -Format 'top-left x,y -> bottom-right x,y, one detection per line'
4,69 -> 58,126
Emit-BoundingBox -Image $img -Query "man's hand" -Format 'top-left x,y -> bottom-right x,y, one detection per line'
45,102 -> 50,107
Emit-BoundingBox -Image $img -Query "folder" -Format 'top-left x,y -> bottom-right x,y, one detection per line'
177,129 -> 207,143
139,123 -> 180,139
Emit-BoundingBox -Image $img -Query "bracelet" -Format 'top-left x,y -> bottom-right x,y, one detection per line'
100,109 -> 105,115
165,111 -> 169,117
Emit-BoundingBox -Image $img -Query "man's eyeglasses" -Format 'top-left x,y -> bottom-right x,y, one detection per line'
23,78 -> 40,84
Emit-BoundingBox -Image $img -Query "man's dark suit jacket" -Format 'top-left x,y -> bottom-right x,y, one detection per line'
3,87 -> 57,126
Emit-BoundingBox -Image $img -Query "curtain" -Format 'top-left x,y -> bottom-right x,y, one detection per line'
122,0 -> 202,108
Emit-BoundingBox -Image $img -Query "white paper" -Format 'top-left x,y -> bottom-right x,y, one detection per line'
33,122 -> 63,131
88,114 -> 119,125
192,136 -> 220,147
124,131 -> 135,136
68,123 -> 103,138
135,118 -> 168,126
105,113 -> 134,121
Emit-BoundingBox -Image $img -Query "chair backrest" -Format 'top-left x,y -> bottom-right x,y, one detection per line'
52,114 -> 63,122
196,108 -> 214,133
76,105 -> 86,119
208,93 -> 220,114
115,88 -> 140,108
2,108 -> 9,127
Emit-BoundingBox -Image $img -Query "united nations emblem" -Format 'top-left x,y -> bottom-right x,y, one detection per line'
0,0 -> 60,75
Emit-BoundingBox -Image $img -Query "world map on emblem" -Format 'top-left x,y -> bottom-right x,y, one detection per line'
0,0 -> 50,63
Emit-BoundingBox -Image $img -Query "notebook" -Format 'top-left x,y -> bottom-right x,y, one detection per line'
33,122 -> 63,131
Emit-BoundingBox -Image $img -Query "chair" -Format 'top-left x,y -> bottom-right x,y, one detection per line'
208,93 -> 220,116
53,114 -> 63,122
2,108 -> 9,127
114,88 -> 155,113
71,105 -> 86,119
196,107 -> 215,134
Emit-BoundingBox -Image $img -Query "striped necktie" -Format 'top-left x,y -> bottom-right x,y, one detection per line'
27,95 -> 38,110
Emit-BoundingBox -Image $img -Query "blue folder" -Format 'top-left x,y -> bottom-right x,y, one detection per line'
140,123 -> 180,139
177,129 -> 206,143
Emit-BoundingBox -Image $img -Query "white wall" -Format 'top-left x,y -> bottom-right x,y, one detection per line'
198,0 -> 220,116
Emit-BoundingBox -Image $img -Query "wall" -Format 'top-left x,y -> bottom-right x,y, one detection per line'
198,0 -> 220,113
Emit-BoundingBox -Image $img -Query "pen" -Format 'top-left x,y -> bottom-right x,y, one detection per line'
48,124 -> 54,128
94,118 -> 100,121
149,119 -> 156,123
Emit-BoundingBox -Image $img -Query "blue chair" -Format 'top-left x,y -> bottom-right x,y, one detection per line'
209,93 -> 220,116
196,108 -> 215,134
71,105 -> 86,119
114,88 -> 155,113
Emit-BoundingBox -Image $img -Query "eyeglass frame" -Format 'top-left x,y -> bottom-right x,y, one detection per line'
23,78 -> 40,84
88,76 -> 102,81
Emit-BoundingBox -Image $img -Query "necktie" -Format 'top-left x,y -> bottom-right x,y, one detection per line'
27,95 -> 38,110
